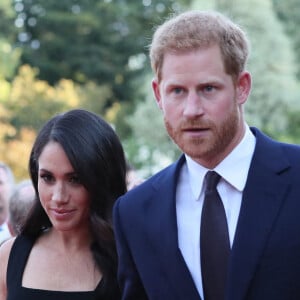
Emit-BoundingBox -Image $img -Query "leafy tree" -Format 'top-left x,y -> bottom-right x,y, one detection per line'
14,0 -> 191,107
0,127 -> 36,180
7,64 -> 114,133
124,74 -> 181,177
0,0 -> 16,38
272,0 -> 300,78
7,65 -> 70,132
0,0 -> 19,105
272,0 -> 300,142
0,0 -> 20,80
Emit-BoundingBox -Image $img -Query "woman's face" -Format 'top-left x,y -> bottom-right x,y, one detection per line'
37,141 -> 90,232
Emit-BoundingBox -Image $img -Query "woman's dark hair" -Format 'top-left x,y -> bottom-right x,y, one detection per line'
22,109 -> 127,299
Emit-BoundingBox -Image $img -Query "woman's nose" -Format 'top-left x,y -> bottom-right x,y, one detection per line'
51,183 -> 68,203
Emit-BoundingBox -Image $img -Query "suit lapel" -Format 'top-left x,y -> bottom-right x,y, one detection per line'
150,155 -> 201,300
226,128 -> 291,300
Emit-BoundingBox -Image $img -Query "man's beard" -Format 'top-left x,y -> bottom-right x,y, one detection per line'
164,106 -> 240,163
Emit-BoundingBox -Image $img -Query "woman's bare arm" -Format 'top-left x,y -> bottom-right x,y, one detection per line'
0,238 -> 15,300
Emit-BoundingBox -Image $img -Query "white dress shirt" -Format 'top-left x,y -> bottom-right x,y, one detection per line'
176,125 -> 256,299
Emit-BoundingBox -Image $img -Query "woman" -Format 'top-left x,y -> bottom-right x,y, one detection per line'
0,109 -> 127,299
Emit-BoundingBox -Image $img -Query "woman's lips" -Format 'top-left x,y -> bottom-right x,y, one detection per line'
51,208 -> 75,219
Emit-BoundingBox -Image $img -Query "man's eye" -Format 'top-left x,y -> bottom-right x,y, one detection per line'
204,85 -> 215,92
173,87 -> 183,94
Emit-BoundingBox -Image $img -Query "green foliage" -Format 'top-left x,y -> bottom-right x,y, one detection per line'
0,39 -> 21,80
272,0 -> 300,143
0,0 -> 17,39
273,0 -> 300,78
0,0 -> 19,79
6,64 -> 114,134
123,75 -> 180,177
7,65 -> 70,133
15,0 -> 190,106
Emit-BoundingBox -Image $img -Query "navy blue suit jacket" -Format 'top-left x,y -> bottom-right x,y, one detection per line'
113,128 -> 300,300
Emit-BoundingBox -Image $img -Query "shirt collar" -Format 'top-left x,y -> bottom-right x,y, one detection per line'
185,125 -> 256,199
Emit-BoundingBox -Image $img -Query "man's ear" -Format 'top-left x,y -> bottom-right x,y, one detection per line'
152,78 -> 162,109
236,71 -> 251,105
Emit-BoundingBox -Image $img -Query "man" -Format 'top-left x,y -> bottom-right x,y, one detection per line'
7,179 -> 35,236
113,10 -> 300,300
0,163 -> 15,244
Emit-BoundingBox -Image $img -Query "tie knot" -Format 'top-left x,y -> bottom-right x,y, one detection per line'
205,171 -> 221,192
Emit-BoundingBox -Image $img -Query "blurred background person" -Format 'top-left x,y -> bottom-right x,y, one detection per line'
126,161 -> 143,190
7,179 -> 35,237
0,163 -> 15,244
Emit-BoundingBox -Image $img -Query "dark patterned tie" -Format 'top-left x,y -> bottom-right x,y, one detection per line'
200,171 -> 230,300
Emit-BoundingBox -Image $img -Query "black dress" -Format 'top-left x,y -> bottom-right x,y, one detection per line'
6,235 -> 104,300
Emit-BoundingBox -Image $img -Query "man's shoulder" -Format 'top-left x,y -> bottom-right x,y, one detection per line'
252,127 -> 300,153
251,127 -> 300,172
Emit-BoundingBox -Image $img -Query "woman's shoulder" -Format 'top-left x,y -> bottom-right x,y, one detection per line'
0,237 -> 16,263
0,235 -> 34,276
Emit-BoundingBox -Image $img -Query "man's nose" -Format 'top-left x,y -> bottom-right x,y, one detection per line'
51,183 -> 68,203
183,92 -> 204,117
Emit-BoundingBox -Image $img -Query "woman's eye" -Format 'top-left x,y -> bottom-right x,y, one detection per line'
40,174 -> 53,183
69,175 -> 81,185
